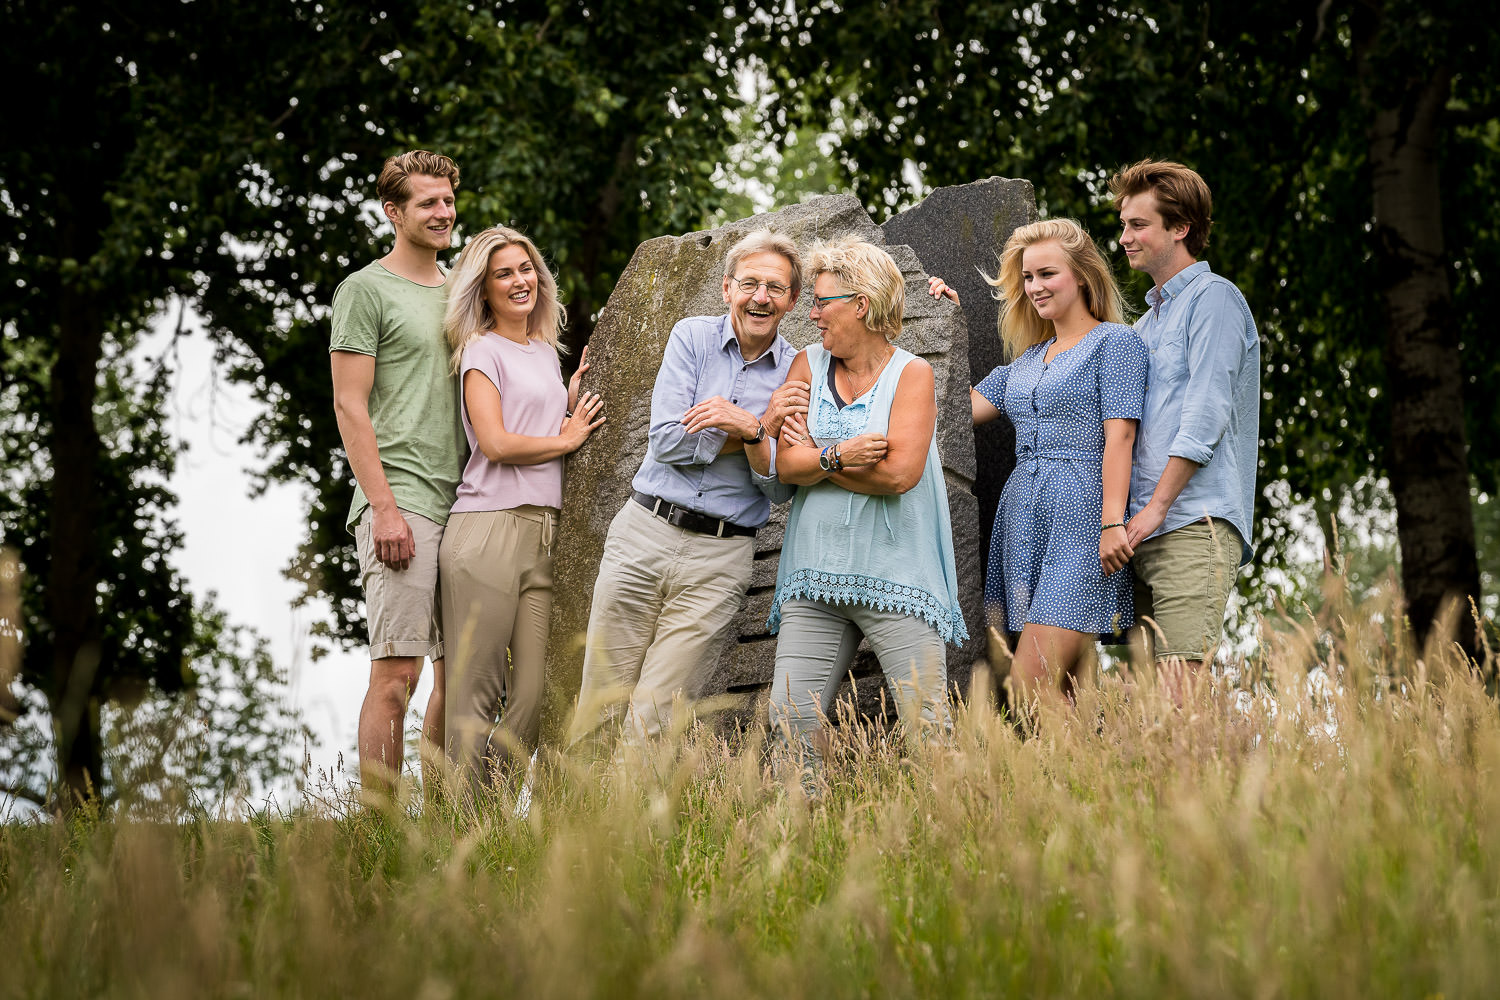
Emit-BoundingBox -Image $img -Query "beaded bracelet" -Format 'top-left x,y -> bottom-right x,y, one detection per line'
1100,522 -> 1125,531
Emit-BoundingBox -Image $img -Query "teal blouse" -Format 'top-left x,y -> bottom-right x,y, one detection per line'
767,344 -> 969,645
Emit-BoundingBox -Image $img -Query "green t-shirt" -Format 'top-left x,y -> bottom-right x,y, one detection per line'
330,261 -> 464,533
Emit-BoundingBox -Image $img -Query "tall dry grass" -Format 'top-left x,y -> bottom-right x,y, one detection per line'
3,573 -> 1498,999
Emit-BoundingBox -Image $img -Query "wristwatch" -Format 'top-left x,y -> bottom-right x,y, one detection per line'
743,421 -> 767,444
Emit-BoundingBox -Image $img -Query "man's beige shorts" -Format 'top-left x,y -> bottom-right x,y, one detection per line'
1130,517 -> 1242,662
355,507 -> 445,662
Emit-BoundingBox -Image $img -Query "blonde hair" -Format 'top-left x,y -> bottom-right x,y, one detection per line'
444,227 -> 566,374
806,237 -> 906,342
723,229 -> 805,295
986,219 -> 1126,359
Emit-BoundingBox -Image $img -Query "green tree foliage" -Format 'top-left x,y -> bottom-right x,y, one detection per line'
9,0 -> 1491,812
753,0 -> 1500,647
1,0 -> 748,804
217,0 -> 747,651
0,0 -> 353,807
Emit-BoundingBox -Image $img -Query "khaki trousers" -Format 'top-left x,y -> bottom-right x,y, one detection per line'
354,507 -> 446,661
1129,517 -> 1242,662
573,499 -> 755,744
438,506 -> 557,788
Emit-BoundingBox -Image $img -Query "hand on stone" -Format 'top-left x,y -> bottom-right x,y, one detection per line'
762,380 -> 810,438
681,395 -> 758,439
560,391 -> 606,451
927,275 -> 960,306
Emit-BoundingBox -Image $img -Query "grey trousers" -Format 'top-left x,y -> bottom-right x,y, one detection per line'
769,599 -> 949,751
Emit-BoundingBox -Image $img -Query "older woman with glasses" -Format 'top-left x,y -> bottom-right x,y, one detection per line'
767,237 -> 967,758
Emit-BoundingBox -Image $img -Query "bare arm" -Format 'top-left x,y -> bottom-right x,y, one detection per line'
778,359 -> 936,496
465,370 -> 604,465
1125,455 -> 1200,547
1100,418 -> 1137,575
972,387 -> 1002,426
331,349 -> 412,569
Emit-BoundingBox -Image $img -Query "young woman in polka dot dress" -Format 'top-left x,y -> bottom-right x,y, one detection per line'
930,218 -> 1149,709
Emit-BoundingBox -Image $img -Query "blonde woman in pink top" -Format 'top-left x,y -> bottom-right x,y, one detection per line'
439,226 -> 604,794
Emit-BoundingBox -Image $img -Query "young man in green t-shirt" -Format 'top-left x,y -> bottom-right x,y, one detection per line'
330,150 -> 465,800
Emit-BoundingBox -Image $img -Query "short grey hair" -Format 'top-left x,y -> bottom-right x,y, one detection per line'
722,229 -> 804,295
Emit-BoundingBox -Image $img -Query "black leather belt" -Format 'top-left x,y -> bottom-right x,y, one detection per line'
631,490 -> 756,539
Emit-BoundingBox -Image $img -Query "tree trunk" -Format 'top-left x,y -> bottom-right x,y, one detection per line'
48,273 -> 107,810
1363,48 -> 1481,656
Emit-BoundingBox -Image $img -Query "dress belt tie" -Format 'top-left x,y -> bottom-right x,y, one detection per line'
1019,448 -> 1105,473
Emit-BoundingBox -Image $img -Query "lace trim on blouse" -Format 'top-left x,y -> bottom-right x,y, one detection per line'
768,568 -> 971,645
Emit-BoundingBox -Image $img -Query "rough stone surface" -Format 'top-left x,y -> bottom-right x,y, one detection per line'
542,185 -> 1037,740
882,177 -> 1038,594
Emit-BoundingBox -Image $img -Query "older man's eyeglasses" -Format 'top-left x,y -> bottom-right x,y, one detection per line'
734,278 -> 791,299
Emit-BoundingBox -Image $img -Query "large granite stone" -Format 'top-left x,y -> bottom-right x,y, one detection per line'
542,184 -> 1037,740
882,177 -> 1038,597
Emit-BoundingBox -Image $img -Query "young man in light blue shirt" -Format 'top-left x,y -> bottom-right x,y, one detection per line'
573,230 -> 812,744
1112,160 -> 1260,672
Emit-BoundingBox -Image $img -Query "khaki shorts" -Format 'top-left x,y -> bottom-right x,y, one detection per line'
355,507 -> 445,662
1130,518 -> 1242,662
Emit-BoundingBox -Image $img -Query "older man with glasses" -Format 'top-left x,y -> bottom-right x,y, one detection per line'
572,229 -> 811,746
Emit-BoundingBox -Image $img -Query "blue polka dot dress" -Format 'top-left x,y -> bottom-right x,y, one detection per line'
974,322 -> 1150,638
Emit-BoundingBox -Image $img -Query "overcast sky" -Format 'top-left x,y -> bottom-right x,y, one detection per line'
143,311 -> 433,798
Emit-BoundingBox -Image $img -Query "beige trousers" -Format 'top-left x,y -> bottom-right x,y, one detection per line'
1129,517 -> 1242,662
438,506 -> 557,788
572,499 -> 755,744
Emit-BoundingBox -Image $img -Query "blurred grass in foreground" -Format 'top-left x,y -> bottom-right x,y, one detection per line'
3,572 -> 1499,1000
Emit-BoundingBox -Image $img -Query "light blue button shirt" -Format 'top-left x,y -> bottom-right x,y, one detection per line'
1129,261 -> 1260,564
630,313 -> 795,528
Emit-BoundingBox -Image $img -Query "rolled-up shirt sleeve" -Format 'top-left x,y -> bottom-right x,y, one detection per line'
647,322 -> 727,466
1168,284 -> 1249,466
